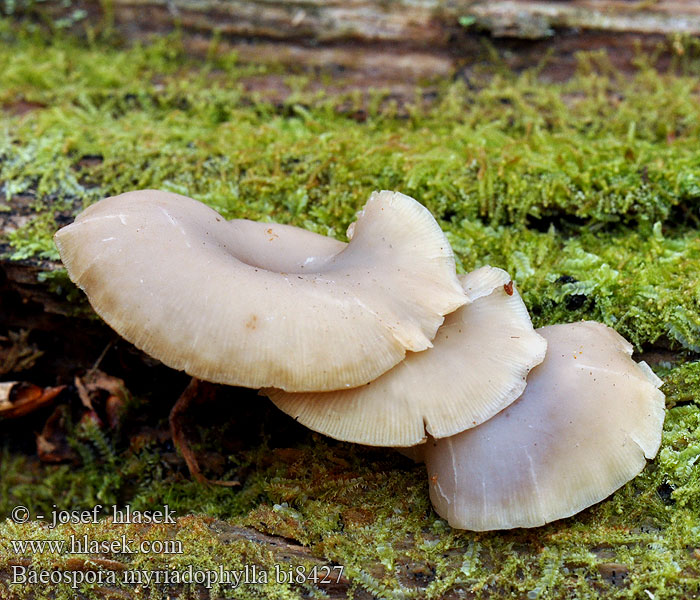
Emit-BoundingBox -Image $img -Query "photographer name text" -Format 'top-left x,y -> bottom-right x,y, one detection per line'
11,504 -> 175,528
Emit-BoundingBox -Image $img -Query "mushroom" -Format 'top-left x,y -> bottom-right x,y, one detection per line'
54,189 -> 466,392
265,266 -> 547,446
425,321 -> 666,530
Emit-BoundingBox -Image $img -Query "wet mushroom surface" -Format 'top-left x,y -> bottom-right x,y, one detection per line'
266,266 -> 547,446
425,321 -> 666,531
54,189 -> 466,392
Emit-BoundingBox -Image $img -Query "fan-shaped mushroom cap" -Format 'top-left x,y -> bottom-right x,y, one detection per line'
425,321 -> 666,531
265,266 -> 547,445
54,189 -> 466,391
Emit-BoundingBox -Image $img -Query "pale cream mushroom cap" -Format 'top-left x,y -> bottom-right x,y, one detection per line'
265,266 -> 547,445
425,321 -> 666,531
54,189 -> 466,391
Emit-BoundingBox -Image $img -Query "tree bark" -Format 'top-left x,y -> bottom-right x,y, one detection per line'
25,0 -> 700,82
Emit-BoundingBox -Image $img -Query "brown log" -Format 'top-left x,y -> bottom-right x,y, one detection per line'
16,0 -> 700,82
0,189 -> 71,320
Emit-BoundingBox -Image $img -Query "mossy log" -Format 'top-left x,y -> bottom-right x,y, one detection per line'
4,23 -> 700,600
0,519 -> 368,599
22,0 -> 700,81
1,200 -> 98,369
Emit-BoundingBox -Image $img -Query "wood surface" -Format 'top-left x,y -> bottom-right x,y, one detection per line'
20,0 -> 700,82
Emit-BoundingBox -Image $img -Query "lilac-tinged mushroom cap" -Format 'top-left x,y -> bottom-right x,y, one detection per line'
54,189 -> 466,391
425,321 -> 666,530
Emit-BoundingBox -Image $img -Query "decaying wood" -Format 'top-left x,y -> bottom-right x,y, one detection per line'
0,192 -> 70,321
23,0 -> 700,82
2,0 -> 699,319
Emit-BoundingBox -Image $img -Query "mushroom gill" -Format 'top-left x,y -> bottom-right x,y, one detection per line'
265,266 -> 547,446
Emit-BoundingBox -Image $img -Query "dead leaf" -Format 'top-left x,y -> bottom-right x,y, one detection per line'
0,381 -> 64,419
74,375 -> 94,411
36,405 -> 78,463
74,370 -> 130,429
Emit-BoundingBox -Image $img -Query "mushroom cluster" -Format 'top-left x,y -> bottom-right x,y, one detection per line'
55,189 -> 665,531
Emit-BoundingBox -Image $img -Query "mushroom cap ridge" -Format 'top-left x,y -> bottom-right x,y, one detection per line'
425,321 -> 666,531
265,266 -> 547,446
54,189 -> 466,391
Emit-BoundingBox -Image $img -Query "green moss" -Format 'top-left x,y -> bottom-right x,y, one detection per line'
444,221 -> 700,352
4,18 -> 700,600
2,363 -> 700,599
3,23 -> 700,350
6,212 -> 60,260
